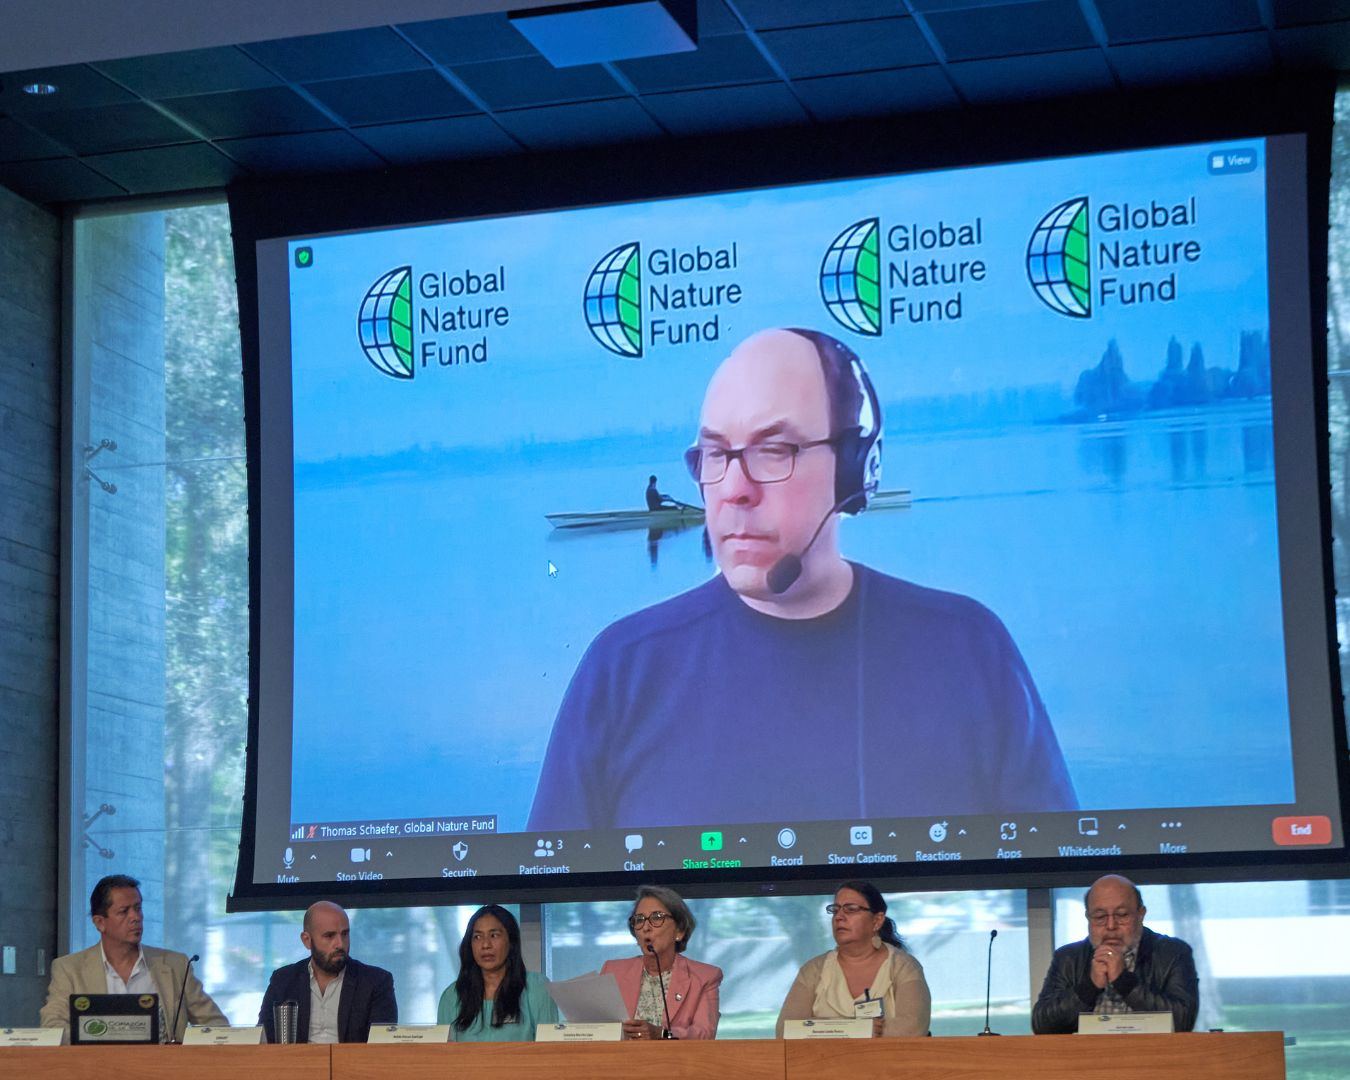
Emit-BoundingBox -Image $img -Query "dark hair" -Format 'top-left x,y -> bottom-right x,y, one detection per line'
91,875 -> 140,917
454,905 -> 528,1031
627,884 -> 696,953
648,474 -> 657,484
836,880 -> 907,951
786,328 -> 867,438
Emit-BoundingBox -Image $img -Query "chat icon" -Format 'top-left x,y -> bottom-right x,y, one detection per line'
624,833 -> 644,853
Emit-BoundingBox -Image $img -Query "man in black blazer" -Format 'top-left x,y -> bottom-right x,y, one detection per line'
1032,874 -> 1198,1034
259,901 -> 397,1043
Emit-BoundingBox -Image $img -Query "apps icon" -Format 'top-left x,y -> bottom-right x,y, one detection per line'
700,831 -> 723,851
999,822 -> 1017,841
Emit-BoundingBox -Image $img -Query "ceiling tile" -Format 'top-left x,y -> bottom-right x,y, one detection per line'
924,1 -> 1097,60
617,33 -> 775,92
0,118 -> 69,163
947,48 -> 1114,103
216,130 -> 385,174
21,102 -> 196,156
0,64 -> 135,113
397,13 -> 539,66
451,56 -> 622,110
642,82 -> 809,135
93,47 -> 279,98
1271,0 -> 1350,26
1274,21 -> 1350,66
354,115 -> 521,164
792,65 -> 960,120
304,70 -> 478,126
493,98 -> 661,149
0,158 -> 125,204
734,0 -> 905,31
241,27 -> 430,83
697,0 -> 744,36
82,143 -> 242,194
160,87 -> 336,139
1093,0 -> 1263,44
1109,32 -> 1273,87
761,17 -> 935,79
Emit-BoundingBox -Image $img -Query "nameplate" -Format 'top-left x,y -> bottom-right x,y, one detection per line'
535,1022 -> 624,1042
367,1025 -> 451,1044
0,1028 -> 63,1047
182,1026 -> 265,1045
1078,1011 -> 1175,1035
783,1018 -> 874,1039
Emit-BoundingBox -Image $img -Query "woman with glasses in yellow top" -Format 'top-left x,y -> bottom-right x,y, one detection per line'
776,880 -> 931,1037
602,885 -> 723,1040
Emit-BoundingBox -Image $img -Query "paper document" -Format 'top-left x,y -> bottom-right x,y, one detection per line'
547,972 -> 628,1022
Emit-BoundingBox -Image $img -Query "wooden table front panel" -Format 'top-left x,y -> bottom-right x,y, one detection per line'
333,1038 -> 786,1080
785,1031 -> 1286,1080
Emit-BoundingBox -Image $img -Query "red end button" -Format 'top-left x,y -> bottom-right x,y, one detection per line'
1271,815 -> 1332,846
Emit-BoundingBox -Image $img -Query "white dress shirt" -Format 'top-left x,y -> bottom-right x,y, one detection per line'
308,962 -> 345,1044
101,945 -> 166,1042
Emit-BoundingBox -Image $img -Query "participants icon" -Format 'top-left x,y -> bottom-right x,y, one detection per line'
358,266 -> 415,379
820,218 -> 881,336
1027,197 -> 1090,318
584,242 -> 642,357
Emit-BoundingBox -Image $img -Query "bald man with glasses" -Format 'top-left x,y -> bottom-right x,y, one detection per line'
1032,874 -> 1199,1033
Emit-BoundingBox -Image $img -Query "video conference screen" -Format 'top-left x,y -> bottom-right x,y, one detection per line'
240,133 -> 1346,902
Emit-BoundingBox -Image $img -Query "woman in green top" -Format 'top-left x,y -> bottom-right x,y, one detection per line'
437,905 -> 559,1041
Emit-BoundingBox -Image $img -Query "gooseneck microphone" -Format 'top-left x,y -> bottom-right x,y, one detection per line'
978,930 -> 1000,1036
766,494 -> 856,595
167,953 -> 200,1044
646,943 -> 677,1040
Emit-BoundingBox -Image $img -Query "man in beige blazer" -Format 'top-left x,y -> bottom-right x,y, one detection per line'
40,874 -> 228,1041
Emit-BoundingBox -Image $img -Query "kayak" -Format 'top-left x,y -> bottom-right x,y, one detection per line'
546,490 -> 911,532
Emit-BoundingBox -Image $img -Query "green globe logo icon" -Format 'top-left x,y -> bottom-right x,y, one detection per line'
1027,198 -> 1090,318
84,1019 -> 108,1036
358,266 -> 414,379
583,242 -> 642,357
820,218 -> 881,336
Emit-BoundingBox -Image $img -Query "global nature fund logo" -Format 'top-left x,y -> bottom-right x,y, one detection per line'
1027,194 -> 1203,317
583,240 -> 743,357
820,216 -> 987,336
1026,197 -> 1091,318
357,264 -> 507,379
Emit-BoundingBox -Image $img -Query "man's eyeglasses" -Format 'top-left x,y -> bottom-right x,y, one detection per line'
629,911 -> 673,928
1087,909 -> 1140,927
825,903 -> 874,916
684,438 -> 838,485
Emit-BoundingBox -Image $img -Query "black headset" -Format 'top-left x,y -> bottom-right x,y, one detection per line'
786,328 -> 883,515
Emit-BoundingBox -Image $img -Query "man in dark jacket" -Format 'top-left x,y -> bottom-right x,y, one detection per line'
1032,874 -> 1198,1034
258,901 -> 397,1043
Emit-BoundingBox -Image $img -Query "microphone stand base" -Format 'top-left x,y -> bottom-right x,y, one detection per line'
977,1029 -> 1001,1037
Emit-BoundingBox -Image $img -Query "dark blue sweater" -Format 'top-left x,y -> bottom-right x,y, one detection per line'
528,564 -> 1076,830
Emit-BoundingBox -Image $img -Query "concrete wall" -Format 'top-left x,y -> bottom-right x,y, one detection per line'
0,184 -> 61,1022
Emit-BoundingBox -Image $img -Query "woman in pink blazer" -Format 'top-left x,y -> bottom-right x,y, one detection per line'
601,885 -> 722,1040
